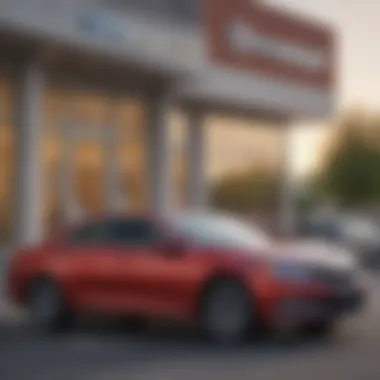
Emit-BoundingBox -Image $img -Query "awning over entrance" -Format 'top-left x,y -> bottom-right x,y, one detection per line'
0,0 -> 204,80
0,0 -> 335,120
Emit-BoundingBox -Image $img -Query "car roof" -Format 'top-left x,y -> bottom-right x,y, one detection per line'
69,211 -> 247,229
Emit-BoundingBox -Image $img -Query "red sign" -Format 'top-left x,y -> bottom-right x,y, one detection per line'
203,0 -> 335,90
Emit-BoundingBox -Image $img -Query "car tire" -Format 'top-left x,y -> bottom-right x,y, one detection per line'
28,277 -> 72,332
201,278 -> 254,345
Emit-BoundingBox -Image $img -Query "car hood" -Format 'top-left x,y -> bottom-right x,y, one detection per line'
266,239 -> 355,271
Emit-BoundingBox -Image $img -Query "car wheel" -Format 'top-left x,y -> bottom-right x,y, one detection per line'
201,278 -> 254,344
29,278 -> 72,332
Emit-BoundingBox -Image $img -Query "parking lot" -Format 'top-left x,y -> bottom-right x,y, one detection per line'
1,266 -> 380,380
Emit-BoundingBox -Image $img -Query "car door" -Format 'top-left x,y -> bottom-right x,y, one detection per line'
57,220 -> 120,312
103,217 -> 206,320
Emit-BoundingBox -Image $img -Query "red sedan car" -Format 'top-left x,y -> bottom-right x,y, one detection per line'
7,212 -> 366,343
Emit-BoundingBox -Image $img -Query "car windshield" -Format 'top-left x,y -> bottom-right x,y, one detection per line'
169,213 -> 270,251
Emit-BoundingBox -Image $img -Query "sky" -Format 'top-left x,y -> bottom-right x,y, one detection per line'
266,0 -> 379,176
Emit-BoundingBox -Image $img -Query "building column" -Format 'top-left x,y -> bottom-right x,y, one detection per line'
187,109 -> 207,209
13,62 -> 45,245
146,89 -> 173,213
278,125 -> 296,237
104,98 -> 123,212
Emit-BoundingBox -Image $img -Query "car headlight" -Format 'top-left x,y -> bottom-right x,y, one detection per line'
273,262 -> 312,282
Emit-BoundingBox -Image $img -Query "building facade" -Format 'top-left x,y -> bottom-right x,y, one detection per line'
0,0 -> 335,244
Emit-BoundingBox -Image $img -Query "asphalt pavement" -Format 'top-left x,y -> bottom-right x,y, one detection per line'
1,265 -> 380,380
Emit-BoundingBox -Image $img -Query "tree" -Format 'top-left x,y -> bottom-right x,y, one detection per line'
315,109 -> 380,208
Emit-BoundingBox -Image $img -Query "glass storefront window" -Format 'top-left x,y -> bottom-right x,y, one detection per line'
0,77 -> 15,245
43,88 -> 64,234
119,100 -> 149,211
41,90 -> 153,233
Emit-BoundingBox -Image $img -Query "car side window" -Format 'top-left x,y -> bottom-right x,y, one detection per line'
314,222 -> 341,240
68,222 -> 106,245
103,218 -> 161,247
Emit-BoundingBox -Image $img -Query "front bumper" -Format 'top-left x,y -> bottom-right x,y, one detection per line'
274,288 -> 366,324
